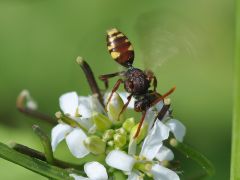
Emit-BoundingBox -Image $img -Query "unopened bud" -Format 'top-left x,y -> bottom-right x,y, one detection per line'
102,129 -> 115,141
92,112 -> 112,132
113,133 -> 127,148
130,123 -> 148,144
115,128 -> 127,136
84,136 -> 106,155
107,140 -> 114,147
123,117 -> 135,132
106,92 -> 125,125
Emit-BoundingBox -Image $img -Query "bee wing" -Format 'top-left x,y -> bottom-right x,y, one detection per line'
135,10 -> 198,71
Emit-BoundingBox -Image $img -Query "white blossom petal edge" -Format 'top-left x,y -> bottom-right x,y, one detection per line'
156,145 -> 174,161
51,123 -> 73,151
84,161 -> 108,180
65,128 -> 89,158
140,120 -> 170,160
166,119 -> 186,142
70,161 -> 108,180
59,92 -> 79,116
106,150 -> 136,172
151,164 -> 180,180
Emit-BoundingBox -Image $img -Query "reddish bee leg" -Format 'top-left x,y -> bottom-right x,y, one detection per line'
117,93 -> 133,120
145,70 -> 158,91
105,79 -> 123,109
150,86 -> 176,107
134,111 -> 147,138
99,72 -> 123,89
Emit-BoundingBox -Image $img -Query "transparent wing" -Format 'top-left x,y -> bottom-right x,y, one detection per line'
134,9 -> 199,71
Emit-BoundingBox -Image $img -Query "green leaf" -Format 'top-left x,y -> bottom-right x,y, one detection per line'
231,1 -> 240,179
170,138 -> 215,176
0,142 -> 72,180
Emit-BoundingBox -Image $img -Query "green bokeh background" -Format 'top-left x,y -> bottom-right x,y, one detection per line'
0,0 -> 234,179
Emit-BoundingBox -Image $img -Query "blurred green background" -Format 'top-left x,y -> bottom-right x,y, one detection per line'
0,0 -> 234,179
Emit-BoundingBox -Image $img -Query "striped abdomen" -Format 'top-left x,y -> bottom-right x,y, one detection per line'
106,28 -> 134,67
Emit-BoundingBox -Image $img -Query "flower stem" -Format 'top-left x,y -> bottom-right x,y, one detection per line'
0,142 -> 72,180
76,56 -> 104,107
32,125 -> 54,165
169,138 -> 215,177
112,171 -> 126,180
16,90 -> 57,125
230,2 -> 240,179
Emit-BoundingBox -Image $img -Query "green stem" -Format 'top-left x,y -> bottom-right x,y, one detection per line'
0,142 -> 72,180
112,171 -> 126,180
32,125 -> 54,165
169,138 -> 215,177
9,142 -> 79,169
231,1 -> 240,179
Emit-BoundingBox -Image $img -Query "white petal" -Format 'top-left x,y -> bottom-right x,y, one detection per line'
166,119 -> 186,142
118,92 -> 135,109
140,121 -> 170,160
51,123 -> 72,151
128,139 -> 137,155
156,146 -> 174,161
90,94 -> 105,113
70,174 -> 89,180
78,96 -> 92,118
145,101 -> 170,130
84,162 -> 108,180
106,150 -> 136,172
65,128 -> 89,158
151,164 -> 180,180
60,92 -> 79,116
74,117 -> 93,130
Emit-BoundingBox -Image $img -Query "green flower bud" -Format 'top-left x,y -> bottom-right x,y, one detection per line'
84,136 -> 106,155
106,92 -> 125,125
113,133 -> 127,148
102,129 -> 115,141
92,112 -> 112,132
115,127 -> 127,136
123,117 -> 135,132
130,123 -> 148,144
107,140 -> 114,147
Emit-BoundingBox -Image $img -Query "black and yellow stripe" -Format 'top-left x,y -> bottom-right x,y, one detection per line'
106,28 -> 134,67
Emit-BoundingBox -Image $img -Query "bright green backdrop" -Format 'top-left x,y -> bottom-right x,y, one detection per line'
0,0 -> 234,179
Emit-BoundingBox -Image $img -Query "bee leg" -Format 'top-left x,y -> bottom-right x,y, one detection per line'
117,93 -> 133,120
151,102 -> 171,129
150,86 -> 176,107
99,71 -> 124,89
134,111 -> 147,138
145,70 -> 158,91
105,79 -> 123,110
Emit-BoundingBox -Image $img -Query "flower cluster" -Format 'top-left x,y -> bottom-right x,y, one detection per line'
51,91 -> 186,180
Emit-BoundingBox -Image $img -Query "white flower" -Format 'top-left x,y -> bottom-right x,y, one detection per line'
70,161 -> 108,180
106,120 -> 180,180
51,92 -> 103,158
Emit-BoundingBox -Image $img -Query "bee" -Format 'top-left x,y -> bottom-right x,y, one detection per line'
99,28 -> 176,138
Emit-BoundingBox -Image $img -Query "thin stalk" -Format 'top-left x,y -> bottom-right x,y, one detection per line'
9,142 -> 105,169
76,56 -> 104,107
0,142 -> 72,180
16,90 -> 57,125
32,125 -> 54,164
230,1 -> 240,179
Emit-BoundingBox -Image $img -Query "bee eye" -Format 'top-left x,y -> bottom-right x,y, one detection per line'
129,81 -> 134,89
